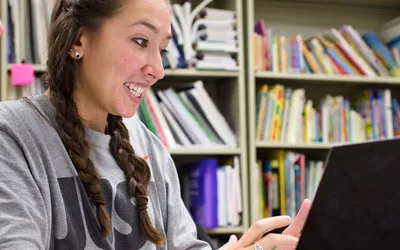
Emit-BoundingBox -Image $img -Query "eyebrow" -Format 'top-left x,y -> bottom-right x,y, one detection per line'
130,20 -> 172,40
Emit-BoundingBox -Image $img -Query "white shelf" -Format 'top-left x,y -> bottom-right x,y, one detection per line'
206,226 -> 244,235
255,72 -> 400,85
288,0 -> 400,8
256,141 -> 336,150
33,64 -> 47,72
6,64 -> 239,78
168,147 -> 241,155
6,64 -> 47,73
164,69 -> 239,77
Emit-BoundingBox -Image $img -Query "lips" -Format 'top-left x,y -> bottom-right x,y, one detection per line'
124,82 -> 145,98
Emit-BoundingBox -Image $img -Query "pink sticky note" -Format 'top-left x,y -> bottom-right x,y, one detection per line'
10,64 -> 35,86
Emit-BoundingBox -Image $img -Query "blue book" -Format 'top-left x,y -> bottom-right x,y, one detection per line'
325,48 -> 354,75
392,99 -> 399,136
363,32 -> 399,77
303,55 -> 312,73
189,158 -> 218,229
388,36 -> 400,49
369,90 -> 378,140
374,90 -> 387,139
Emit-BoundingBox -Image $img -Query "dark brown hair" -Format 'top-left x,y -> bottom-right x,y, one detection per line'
43,0 -> 165,245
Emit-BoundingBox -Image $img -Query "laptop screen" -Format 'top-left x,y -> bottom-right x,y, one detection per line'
296,138 -> 400,250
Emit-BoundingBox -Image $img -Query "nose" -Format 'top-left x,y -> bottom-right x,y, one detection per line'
142,51 -> 165,82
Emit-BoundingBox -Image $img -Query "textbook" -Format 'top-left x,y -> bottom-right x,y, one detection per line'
297,138 -> 400,249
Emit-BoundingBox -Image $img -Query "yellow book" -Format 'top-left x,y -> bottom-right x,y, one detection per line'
309,37 -> 334,74
302,43 -> 322,74
256,84 -> 269,140
257,160 -> 265,220
318,34 -> 361,76
270,84 -> 285,141
279,36 -> 288,73
272,150 -> 285,215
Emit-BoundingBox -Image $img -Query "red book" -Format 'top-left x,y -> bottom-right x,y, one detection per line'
328,55 -> 347,75
336,43 -> 366,76
144,93 -> 168,147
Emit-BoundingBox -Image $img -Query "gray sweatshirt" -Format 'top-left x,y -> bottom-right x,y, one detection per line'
0,94 -> 210,250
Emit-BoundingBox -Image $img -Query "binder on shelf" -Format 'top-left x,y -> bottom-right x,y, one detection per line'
138,80 -> 237,149
166,1 -> 239,71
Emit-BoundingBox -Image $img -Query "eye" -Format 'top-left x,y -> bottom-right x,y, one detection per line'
160,49 -> 168,56
134,38 -> 149,48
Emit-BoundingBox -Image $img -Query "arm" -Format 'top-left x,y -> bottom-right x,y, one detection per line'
0,130 -> 48,249
164,157 -> 211,249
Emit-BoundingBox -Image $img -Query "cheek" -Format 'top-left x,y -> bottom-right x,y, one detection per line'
114,50 -> 146,77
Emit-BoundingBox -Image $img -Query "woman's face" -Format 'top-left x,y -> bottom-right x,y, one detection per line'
73,0 -> 171,122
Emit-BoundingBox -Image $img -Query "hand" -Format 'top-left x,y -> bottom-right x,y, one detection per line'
219,199 -> 312,250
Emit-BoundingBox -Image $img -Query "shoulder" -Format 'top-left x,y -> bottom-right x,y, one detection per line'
123,115 -> 174,173
0,96 -> 56,146
0,98 -> 35,133
123,115 -> 169,157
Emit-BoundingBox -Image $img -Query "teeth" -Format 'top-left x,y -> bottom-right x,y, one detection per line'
124,82 -> 144,97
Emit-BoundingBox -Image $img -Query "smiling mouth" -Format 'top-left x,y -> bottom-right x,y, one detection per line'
124,82 -> 145,98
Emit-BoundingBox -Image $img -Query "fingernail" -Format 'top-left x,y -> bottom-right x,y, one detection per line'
284,215 -> 292,222
229,234 -> 237,241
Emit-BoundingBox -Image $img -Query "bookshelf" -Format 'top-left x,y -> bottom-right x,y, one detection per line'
156,0 -> 249,235
256,71 -> 400,85
0,0 -> 249,237
256,141 -> 336,150
245,0 -> 400,223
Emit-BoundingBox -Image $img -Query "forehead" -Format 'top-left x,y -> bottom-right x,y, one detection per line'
120,0 -> 171,26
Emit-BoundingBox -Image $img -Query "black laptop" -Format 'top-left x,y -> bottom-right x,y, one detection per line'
296,138 -> 400,250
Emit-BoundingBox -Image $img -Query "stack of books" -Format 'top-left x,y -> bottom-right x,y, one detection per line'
255,151 -> 324,219
165,1 -> 238,71
138,80 -> 237,148
253,20 -> 400,77
178,157 -> 242,229
255,84 -> 400,144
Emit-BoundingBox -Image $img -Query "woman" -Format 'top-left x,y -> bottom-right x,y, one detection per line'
0,0 -> 310,249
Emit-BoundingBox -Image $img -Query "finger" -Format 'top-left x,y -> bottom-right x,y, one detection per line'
218,235 -> 238,250
283,199 -> 312,237
248,234 -> 298,250
238,216 -> 292,247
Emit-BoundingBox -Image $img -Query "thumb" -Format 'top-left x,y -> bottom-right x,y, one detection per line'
218,235 -> 238,250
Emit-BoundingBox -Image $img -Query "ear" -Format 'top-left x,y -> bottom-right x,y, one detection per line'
70,27 -> 91,60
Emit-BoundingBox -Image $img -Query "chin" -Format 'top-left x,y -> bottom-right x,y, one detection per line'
115,106 -> 139,118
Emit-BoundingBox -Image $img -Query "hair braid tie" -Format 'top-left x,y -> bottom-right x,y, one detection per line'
93,198 -> 106,206
136,195 -> 148,211
128,177 -> 137,196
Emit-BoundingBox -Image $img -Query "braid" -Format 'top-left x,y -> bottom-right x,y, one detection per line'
107,114 -> 165,246
44,0 -> 111,237
50,90 -> 111,237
